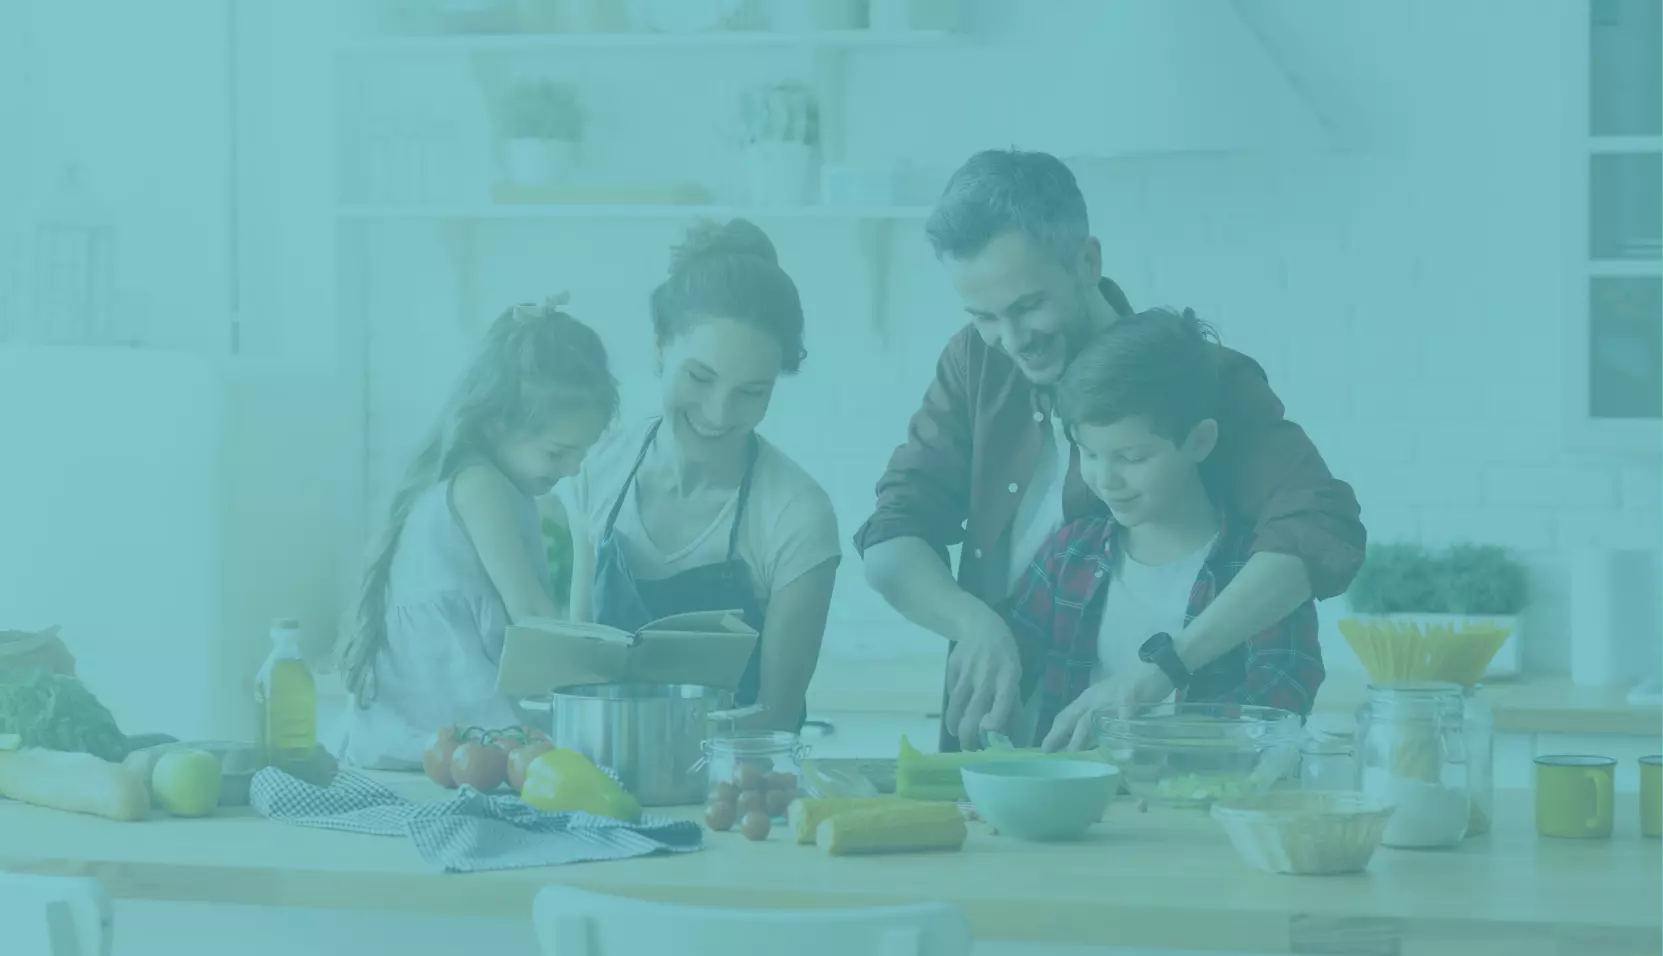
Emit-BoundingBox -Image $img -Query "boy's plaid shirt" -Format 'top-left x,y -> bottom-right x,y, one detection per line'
1001,510 -> 1324,742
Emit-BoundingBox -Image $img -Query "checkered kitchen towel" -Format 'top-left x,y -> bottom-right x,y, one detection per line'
249,767 -> 703,874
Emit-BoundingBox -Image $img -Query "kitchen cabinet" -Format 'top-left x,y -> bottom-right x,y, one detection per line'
1564,0 -> 1663,452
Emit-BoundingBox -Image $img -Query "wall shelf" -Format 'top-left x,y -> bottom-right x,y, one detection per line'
337,29 -> 954,56
336,203 -> 932,222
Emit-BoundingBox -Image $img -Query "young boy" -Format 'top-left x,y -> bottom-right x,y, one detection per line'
1001,308 -> 1325,751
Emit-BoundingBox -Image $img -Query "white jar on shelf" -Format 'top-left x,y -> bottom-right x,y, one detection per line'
741,142 -> 817,206
502,138 -> 580,189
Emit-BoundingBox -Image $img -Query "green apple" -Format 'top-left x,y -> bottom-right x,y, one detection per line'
152,749 -> 223,817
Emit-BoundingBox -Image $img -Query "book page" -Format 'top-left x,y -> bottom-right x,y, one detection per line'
639,609 -> 754,637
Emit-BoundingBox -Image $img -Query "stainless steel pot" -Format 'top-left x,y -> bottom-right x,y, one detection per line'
527,683 -> 758,807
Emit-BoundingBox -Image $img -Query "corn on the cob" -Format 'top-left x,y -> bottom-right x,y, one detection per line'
787,796 -> 919,845
816,802 -> 969,856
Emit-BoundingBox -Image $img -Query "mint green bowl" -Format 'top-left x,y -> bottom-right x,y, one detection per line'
960,760 -> 1122,842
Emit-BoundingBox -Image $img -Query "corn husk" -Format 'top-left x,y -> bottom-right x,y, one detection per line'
1337,617 -> 1511,687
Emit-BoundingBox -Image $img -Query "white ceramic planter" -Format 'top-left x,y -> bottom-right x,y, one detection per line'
741,142 -> 817,206
502,138 -> 579,189
869,0 -> 959,31
766,0 -> 865,31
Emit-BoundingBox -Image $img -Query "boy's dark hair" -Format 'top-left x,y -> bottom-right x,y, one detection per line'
1056,307 -> 1221,444
925,148 -> 1089,268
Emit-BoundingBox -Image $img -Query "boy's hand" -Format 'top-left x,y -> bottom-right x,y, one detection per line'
1041,666 -> 1175,752
944,606 -> 1023,749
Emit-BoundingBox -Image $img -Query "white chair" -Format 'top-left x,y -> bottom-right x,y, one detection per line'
0,873 -> 113,956
532,885 -> 972,956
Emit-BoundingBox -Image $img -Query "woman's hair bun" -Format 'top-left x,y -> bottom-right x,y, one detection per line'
670,218 -> 778,272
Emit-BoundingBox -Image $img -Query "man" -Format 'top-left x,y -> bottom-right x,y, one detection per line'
854,149 -> 1363,751
1010,307 -> 1325,752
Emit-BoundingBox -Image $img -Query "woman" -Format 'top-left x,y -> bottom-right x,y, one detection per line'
562,219 -> 841,731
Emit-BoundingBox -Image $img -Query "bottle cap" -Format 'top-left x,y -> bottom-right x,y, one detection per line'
272,618 -> 301,631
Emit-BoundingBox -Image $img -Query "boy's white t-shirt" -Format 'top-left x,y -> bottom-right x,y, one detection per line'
1091,536 -> 1217,683
562,418 -> 843,611
1011,530 -> 1218,747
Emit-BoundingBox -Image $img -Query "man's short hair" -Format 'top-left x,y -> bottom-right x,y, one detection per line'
1056,308 -> 1221,443
925,148 -> 1090,268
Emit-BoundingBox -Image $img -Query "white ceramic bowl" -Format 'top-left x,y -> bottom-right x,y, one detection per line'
1210,789 -> 1396,875
960,760 -> 1121,842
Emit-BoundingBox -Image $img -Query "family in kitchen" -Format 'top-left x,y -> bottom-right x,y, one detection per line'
330,145 -> 1358,774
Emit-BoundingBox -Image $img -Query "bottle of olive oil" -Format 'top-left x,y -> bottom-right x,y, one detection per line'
255,618 -> 316,768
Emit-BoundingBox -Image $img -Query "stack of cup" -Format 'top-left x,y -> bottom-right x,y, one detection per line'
1534,754 -> 1661,839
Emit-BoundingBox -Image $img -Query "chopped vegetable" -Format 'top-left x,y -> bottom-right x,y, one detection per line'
1151,773 -> 1255,805
0,668 -> 127,761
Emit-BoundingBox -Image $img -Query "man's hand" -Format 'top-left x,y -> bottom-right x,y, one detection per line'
943,606 -> 1023,749
1040,665 -> 1175,752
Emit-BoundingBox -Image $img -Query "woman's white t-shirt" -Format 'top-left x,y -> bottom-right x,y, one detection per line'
562,418 -> 843,611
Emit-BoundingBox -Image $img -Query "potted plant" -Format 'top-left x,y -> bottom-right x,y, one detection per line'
736,82 -> 819,205
498,80 -> 585,189
1344,542 -> 1530,679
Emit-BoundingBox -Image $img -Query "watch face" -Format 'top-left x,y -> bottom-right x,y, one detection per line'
1139,633 -> 1170,663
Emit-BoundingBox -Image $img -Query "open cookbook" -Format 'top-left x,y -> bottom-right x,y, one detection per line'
495,609 -> 759,699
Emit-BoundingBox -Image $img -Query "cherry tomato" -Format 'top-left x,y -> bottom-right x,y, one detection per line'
705,801 -> 736,832
450,740 -> 508,792
764,788 -> 793,817
740,810 -> 771,841
507,741 -> 554,793
423,726 -> 460,788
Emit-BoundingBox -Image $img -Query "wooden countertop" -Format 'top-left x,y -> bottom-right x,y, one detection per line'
1314,676 -> 1663,737
1,775 -> 1658,954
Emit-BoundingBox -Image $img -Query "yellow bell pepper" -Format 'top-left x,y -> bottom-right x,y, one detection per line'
520,748 -> 642,823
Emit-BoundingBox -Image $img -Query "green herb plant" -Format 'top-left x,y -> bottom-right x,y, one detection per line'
1347,542 -> 1530,616
500,80 -> 585,142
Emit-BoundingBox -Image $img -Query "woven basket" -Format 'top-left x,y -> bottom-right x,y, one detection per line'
1211,790 -> 1395,875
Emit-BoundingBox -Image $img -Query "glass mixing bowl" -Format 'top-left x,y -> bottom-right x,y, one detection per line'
1095,703 -> 1303,808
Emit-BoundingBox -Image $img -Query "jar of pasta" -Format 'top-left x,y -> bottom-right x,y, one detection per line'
1357,681 -> 1470,849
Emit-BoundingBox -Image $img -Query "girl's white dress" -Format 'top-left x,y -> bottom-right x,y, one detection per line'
327,477 -> 549,769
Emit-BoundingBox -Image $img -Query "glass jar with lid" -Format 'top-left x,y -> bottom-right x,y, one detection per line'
700,731 -> 810,822
1356,681 -> 1470,848
1300,714 -> 1358,791
1463,685 -> 1495,836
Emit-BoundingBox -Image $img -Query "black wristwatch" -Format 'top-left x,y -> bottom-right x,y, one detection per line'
1139,632 -> 1192,690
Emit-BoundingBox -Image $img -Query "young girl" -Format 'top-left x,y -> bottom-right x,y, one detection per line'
330,298 -> 618,770
562,220 -> 841,732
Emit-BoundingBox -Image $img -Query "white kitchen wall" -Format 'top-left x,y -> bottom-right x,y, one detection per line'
0,0 -> 237,353
345,0 -> 1661,685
